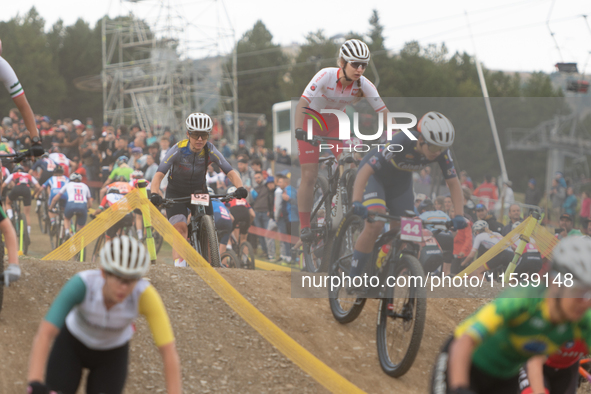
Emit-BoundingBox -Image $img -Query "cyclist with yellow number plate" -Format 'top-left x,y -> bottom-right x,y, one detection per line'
150,113 -> 247,265
431,236 -> 591,394
27,236 -> 181,394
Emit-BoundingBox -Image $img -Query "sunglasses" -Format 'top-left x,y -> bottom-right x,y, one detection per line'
349,62 -> 368,70
420,141 -> 446,154
189,132 -> 209,141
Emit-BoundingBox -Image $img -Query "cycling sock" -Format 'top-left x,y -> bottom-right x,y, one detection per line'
27,226 -> 31,235
65,229 -> 71,236
299,212 -> 311,229
6,209 -> 12,219
136,229 -> 142,239
350,250 -> 371,279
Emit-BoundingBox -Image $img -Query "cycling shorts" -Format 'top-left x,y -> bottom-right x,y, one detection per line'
518,362 -> 579,394
514,252 -> 543,277
430,335 -> 520,394
297,114 -> 342,165
230,205 -> 250,234
64,202 -> 88,227
483,249 -> 514,272
165,189 -> 213,226
361,173 -> 414,216
46,325 -> 129,394
106,213 -> 134,238
215,217 -> 233,245
8,184 -> 32,206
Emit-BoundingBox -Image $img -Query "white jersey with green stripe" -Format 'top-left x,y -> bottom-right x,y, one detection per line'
0,56 -> 24,99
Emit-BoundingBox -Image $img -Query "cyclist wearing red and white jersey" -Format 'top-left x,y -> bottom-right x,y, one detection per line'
50,173 -> 92,238
293,39 -> 389,242
48,152 -> 70,176
226,186 -> 255,245
95,186 -> 134,240
4,165 -> 41,235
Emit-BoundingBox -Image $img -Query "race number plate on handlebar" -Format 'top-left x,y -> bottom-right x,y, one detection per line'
400,217 -> 423,242
191,194 -> 210,206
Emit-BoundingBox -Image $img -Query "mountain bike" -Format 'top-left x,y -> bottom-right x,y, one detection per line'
159,191 -> 237,268
229,232 -> 255,270
220,250 -> 240,268
295,134 -> 358,273
328,210 -> 451,378
91,213 -> 136,263
49,201 -> 66,249
11,197 -> 30,255
36,189 -> 50,234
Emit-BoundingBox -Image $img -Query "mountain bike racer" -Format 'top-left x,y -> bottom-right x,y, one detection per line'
27,236 -> 181,394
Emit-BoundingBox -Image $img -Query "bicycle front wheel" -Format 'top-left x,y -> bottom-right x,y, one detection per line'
303,176 -> 332,273
376,253 -> 426,378
198,216 -> 221,268
328,213 -> 366,324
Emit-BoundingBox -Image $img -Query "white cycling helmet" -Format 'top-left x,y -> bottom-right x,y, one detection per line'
131,170 -> 144,179
227,186 -> 237,194
472,220 -> 489,233
512,221 -> 522,230
186,113 -> 213,133
207,186 -> 214,194
100,235 -> 150,280
552,236 -> 591,287
417,112 -> 455,148
339,39 -> 370,63
70,173 -> 82,182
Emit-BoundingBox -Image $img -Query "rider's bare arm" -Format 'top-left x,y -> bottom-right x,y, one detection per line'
150,172 -> 166,196
226,170 -> 243,189
447,334 -> 476,390
27,320 -> 59,383
446,176 -> 465,217
12,93 -> 39,140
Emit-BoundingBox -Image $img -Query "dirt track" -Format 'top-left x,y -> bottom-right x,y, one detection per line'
0,254 -> 493,394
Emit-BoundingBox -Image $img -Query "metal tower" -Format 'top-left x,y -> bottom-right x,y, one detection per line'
101,0 -> 238,141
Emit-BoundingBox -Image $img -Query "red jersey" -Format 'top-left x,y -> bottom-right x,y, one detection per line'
99,193 -> 124,209
545,339 -> 587,369
3,172 -> 38,187
109,181 -> 133,195
228,198 -> 251,208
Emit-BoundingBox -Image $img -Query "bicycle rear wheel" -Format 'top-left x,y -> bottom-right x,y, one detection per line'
376,254 -> 426,378
238,241 -> 255,269
92,234 -> 106,264
220,250 -> 239,268
328,213 -> 366,324
198,216 -> 221,268
37,194 -> 45,233
0,234 -> 5,314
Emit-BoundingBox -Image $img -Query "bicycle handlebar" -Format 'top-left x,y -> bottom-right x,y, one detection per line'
159,192 -> 238,208
0,148 -> 32,163
367,211 -> 454,229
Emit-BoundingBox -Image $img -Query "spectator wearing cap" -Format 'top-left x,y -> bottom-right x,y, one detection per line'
580,191 -> 591,225
129,147 -> 144,170
557,213 -> 582,239
234,139 -> 250,160
501,204 -> 523,236
237,158 -> 255,192
475,203 -> 503,234
555,171 -> 567,189
276,148 -> 291,165
524,178 -> 541,206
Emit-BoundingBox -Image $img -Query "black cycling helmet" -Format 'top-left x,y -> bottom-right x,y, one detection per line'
107,186 -> 120,195
53,165 -> 64,175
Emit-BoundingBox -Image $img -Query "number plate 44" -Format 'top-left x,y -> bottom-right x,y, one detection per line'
400,218 -> 422,242
191,193 -> 210,206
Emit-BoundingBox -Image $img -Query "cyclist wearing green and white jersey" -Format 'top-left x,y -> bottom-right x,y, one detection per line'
0,40 -> 45,285
431,236 -> 591,394
100,156 -> 133,199
27,236 -> 181,394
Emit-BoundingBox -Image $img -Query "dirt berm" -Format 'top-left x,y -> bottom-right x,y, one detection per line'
0,258 -> 489,394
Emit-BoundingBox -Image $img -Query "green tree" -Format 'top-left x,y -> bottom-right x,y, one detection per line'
0,7 -> 66,118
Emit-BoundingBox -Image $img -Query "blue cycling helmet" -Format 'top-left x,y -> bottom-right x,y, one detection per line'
117,156 -> 128,164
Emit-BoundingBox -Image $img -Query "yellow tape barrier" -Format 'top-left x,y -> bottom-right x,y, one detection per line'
457,216 -> 558,277
43,188 -> 365,394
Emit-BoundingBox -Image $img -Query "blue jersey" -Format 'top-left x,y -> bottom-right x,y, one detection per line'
212,199 -> 231,223
419,210 -> 451,231
43,175 -> 69,201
